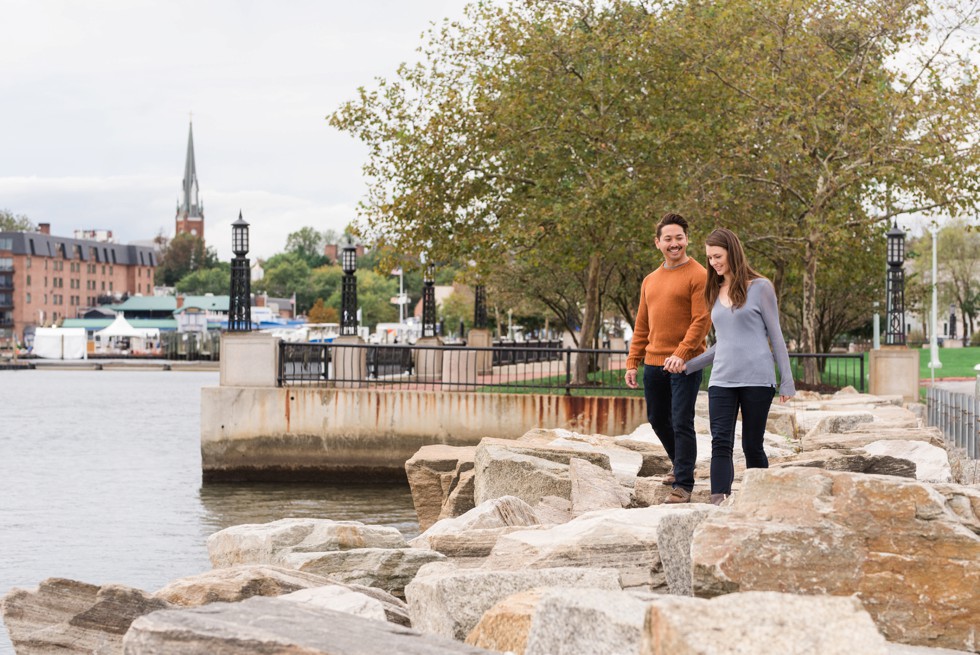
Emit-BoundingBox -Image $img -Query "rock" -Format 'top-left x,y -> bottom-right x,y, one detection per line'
656,507 -> 716,596
410,495 -> 540,550
613,436 -> 673,477
766,404 -> 799,438
771,449 -> 917,478
424,526 -> 548,560
523,588 -> 651,655
464,589 -> 541,654
802,411 -> 876,438
405,561 -> 621,641
474,439 -> 615,506
438,467 -> 476,521
570,457 -> 631,513
152,564 -> 411,626
2,578 -> 172,655
207,518 -> 407,568
547,434 -> 644,484
533,495 -> 574,524
803,426 -> 946,452
122,595 -> 494,654
281,547 -> 446,598
858,440 -> 952,482
484,505 -> 709,590
405,445 -> 476,531
640,591 -> 888,655
278,585 -> 388,622
691,467 -> 980,652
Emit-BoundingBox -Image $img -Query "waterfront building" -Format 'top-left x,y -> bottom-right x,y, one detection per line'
175,121 -> 205,244
0,223 -> 157,343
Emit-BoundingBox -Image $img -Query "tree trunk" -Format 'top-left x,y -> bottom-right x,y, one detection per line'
573,254 -> 602,386
801,234 -> 822,386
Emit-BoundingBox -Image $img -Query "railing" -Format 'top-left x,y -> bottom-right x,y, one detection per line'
788,353 -> 866,393
927,387 -> 979,459
278,342 -> 866,396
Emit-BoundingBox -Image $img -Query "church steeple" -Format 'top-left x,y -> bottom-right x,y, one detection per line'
175,120 -> 205,243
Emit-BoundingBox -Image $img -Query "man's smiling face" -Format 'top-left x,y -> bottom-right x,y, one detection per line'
655,223 -> 689,265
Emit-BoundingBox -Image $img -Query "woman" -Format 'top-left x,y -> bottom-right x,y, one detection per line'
672,228 -> 795,505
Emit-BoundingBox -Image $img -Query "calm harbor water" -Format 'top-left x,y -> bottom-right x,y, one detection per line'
0,368 -> 419,654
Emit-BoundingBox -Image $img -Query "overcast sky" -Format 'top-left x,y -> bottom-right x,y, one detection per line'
0,0 -> 465,261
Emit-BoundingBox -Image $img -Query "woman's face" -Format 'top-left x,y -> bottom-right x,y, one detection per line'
706,245 -> 730,279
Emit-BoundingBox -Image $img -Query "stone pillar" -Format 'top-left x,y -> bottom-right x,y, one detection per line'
442,347 -> 479,391
869,347 -> 920,402
220,332 -> 279,387
414,336 -> 443,383
466,327 -> 493,375
331,335 -> 367,389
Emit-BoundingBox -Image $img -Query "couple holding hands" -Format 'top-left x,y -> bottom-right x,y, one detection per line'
624,213 -> 796,505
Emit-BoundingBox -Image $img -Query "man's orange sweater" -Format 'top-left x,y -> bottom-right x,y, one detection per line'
626,259 -> 711,370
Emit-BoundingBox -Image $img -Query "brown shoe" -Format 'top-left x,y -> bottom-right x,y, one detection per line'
665,487 -> 691,504
661,472 -> 676,486
710,493 -> 729,506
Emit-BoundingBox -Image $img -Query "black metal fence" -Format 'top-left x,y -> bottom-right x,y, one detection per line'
927,387 -> 979,459
278,341 -> 866,396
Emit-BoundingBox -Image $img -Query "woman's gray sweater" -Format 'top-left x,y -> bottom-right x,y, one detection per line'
685,278 -> 796,396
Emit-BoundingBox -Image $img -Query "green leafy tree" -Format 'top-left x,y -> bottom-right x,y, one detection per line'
285,226 -> 331,268
327,269 -> 398,329
439,290 -> 475,337
155,233 -> 218,287
0,209 -> 35,231
175,266 -> 231,295
256,253 -> 313,308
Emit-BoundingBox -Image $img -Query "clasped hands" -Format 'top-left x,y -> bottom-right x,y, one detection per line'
663,355 -> 686,374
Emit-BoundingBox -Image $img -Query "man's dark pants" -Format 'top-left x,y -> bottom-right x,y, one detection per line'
642,365 -> 702,492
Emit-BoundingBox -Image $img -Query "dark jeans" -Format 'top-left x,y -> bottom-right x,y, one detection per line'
707,385 -> 775,495
643,365 -> 702,492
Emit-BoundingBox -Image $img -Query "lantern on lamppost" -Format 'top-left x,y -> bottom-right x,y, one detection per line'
340,238 -> 358,337
227,211 -> 252,332
473,284 -> 488,329
422,261 -> 437,338
884,221 -> 906,346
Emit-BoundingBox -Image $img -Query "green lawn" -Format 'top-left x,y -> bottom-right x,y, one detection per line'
910,345 -> 980,379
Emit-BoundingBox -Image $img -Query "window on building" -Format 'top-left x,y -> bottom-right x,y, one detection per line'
0,257 -> 12,271
111,250 -> 117,264
29,240 -> 35,256
26,293 -> 31,304
0,237 -> 12,250
26,274 -> 30,285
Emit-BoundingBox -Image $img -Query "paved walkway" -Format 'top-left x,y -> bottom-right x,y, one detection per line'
928,378 -> 978,397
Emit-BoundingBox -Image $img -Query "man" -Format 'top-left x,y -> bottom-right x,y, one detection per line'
625,212 -> 711,503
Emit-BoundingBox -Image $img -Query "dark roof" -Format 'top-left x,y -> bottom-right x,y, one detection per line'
0,231 -> 157,266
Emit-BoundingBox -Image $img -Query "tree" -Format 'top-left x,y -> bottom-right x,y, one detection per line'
307,298 -> 339,323
331,1 -> 694,383
256,253 -> 313,309
910,220 -> 980,341
285,227 -> 330,268
327,269 -> 398,328
155,233 -> 219,287
175,267 -> 231,295
439,290 -> 475,337
0,209 -> 36,232
665,0 -> 980,382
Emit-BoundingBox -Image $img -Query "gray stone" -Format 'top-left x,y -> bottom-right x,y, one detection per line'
2,578 -> 172,655
410,495 -> 540,550
640,591 -> 888,655
405,445 -> 476,531
524,588 -> 650,655
484,506 -> 708,590
570,457 -> 631,513
438,467 -> 476,521
207,518 -> 407,568
277,585 -> 388,622
282,547 -> 446,598
533,495 -> 574,524
771,449 -> 917,478
405,562 -> 621,641
858,440 -> 951,482
656,508 -> 716,596
122,595 -> 494,654
473,442 -> 574,506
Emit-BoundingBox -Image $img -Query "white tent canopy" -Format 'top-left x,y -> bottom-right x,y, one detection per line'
95,313 -> 160,354
32,327 -> 88,360
96,313 -> 145,338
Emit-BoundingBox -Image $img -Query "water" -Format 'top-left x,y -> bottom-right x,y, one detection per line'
0,369 -> 419,654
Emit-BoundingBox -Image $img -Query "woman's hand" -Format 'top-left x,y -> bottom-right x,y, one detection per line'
779,395 -> 793,403
663,356 -> 686,374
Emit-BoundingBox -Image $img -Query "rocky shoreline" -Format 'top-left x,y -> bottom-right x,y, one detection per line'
3,387 -> 978,654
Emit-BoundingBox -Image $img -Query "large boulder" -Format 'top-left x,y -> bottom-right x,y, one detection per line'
640,591 -> 888,655
2,578 -> 172,655
691,467 -> 980,652
770,449 -> 917,478
803,426 -> 946,452
655,507 -> 717,596
473,438 -> 612,506
207,518 -> 407,568
483,505 -> 709,590
524,588 -> 650,655
410,496 -> 540,550
570,457 -> 632,513
405,561 -> 621,641
405,445 -> 476,531
281,547 -> 446,598
153,564 -> 410,626
858,439 -> 952,482
277,585 -> 389,623
122,596 -> 494,654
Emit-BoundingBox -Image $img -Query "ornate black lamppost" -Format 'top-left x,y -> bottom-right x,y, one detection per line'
473,284 -> 488,329
340,239 -> 358,337
884,221 -> 906,345
228,212 -> 251,332
422,262 -> 437,338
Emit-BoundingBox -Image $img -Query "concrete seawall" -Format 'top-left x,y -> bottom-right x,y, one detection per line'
201,386 -> 646,483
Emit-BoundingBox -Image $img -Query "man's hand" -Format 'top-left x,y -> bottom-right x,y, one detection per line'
625,369 -> 638,389
663,355 -> 686,374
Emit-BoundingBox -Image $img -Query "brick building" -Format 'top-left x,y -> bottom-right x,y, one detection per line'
0,224 -> 157,343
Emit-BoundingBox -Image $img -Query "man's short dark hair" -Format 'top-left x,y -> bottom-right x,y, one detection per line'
656,212 -> 689,238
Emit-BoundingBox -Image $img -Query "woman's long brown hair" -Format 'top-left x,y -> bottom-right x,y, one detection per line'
704,228 -> 763,309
